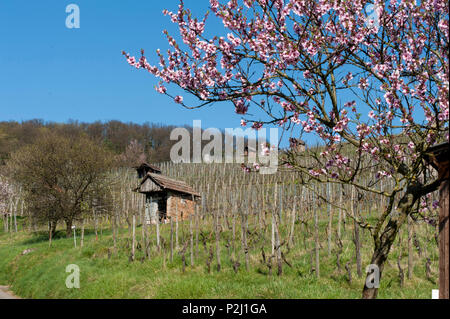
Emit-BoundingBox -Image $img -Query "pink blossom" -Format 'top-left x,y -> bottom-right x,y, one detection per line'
359,78 -> 369,90
252,122 -> 263,130
260,143 -> 270,156
174,95 -> 183,104
124,0 -> 449,209
344,101 -> 356,108
309,169 -> 320,177
342,72 -> 353,85
432,200 -> 439,209
156,85 -> 167,94
370,147 -> 379,155
234,99 -> 248,114
376,170 -> 392,179
227,33 -> 242,47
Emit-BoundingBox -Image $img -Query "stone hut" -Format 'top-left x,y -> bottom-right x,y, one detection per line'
244,145 -> 257,158
134,165 -> 200,224
289,138 -> 306,153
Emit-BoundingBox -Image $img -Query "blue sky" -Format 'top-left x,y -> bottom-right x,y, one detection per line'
1,1 -> 260,134
0,0 -> 382,149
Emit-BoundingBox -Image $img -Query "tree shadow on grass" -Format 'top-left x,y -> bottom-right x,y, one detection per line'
20,230 -> 67,245
20,228 -> 98,245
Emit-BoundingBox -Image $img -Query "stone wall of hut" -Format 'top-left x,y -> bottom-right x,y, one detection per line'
166,191 -> 195,221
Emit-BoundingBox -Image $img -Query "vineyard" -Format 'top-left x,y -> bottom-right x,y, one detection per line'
0,160 -> 440,298
0,0 -> 448,302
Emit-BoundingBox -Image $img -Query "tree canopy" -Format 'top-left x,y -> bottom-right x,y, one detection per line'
6,131 -> 114,237
123,0 -> 449,298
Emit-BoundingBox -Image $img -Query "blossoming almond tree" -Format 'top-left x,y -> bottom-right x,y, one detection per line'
124,0 -> 449,298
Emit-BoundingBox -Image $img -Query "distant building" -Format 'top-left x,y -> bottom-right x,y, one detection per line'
289,138 -> 306,153
133,162 -> 162,178
244,145 -> 257,158
133,163 -> 200,224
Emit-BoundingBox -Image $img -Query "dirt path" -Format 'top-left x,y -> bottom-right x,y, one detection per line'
0,286 -> 20,299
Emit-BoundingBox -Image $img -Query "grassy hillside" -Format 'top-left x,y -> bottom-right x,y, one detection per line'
0,213 -> 438,299
0,161 -> 440,299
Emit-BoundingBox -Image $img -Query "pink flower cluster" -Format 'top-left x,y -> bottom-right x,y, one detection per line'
124,0 -> 449,183
234,99 -> 248,114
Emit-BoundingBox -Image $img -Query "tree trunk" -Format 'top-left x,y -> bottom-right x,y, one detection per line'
354,215 -> 362,277
351,187 -> 362,277
362,190 -> 418,299
66,219 -> 73,238
407,215 -> 413,279
327,184 -> 332,256
48,219 -> 57,239
13,199 -> 18,232
80,218 -> 85,248
48,221 -> 53,247
274,213 -> 282,276
271,186 -> 277,255
338,188 -> 343,240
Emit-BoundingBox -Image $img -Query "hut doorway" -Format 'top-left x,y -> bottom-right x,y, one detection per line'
145,195 -> 166,224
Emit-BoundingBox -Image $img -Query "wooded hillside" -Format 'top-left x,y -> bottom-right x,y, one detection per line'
0,120 -> 184,165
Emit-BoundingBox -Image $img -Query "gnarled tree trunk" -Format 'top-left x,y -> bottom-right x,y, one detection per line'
362,190 -> 418,299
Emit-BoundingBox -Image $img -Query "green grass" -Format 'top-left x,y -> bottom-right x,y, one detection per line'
0,213 -> 439,299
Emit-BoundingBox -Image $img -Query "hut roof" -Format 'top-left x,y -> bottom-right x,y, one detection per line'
290,137 -> 305,145
137,173 -> 201,197
427,142 -> 449,156
133,162 -> 162,174
244,145 -> 257,152
424,142 -> 450,170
